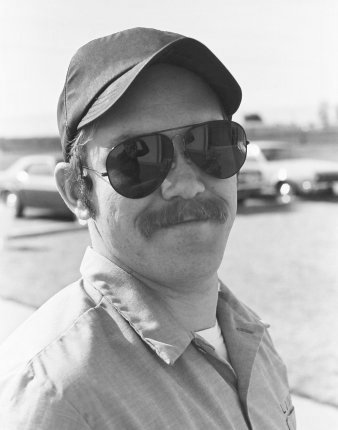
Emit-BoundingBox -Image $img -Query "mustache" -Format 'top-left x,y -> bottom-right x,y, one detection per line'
137,196 -> 228,239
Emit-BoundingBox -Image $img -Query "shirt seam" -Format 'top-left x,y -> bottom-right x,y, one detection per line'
21,298 -> 103,429
25,296 -> 105,370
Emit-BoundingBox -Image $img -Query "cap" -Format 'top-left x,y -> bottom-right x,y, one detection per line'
57,27 -> 242,161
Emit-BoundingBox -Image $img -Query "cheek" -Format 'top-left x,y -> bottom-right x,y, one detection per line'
207,175 -> 237,206
206,175 -> 238,229
226,176 -> 238,207
90,178 -> 122,227
95,186 -> 148,241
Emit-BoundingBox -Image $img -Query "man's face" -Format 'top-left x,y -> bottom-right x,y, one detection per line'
85,64 -> 237,286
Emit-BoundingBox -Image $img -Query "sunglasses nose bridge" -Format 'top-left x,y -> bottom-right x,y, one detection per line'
167,134 -> 200,179
161,148 -> 205,200
170,133 -> 191,162
171,132 -> 184,147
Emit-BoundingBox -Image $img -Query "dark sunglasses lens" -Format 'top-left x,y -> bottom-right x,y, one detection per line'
186,122 -> 247,179
106,135 -> 173,198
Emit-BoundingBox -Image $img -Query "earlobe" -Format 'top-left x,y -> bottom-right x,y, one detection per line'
54,162 -> 91,221
54,163 -> 93,221
74,200 -> 91,221
54,162 -> 77,211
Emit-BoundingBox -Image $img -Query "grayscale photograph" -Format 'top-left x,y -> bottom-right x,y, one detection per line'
0,1 -> 337,428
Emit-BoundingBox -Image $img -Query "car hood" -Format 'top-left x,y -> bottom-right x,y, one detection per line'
266,158 -> 338,177
0,171 -> 9,184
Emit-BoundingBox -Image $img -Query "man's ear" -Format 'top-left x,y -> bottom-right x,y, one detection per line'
54,162 -> 91,221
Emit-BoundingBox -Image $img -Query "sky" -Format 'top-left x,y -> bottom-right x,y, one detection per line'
0,0 -> 337,137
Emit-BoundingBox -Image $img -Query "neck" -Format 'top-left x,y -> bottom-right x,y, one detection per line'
128,269 -> 220,333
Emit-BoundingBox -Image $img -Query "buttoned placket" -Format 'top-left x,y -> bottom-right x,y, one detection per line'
192,335 -> 238,391
192,334 -> 254,429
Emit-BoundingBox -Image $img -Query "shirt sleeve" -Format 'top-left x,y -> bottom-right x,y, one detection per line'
0,366 -> 92,430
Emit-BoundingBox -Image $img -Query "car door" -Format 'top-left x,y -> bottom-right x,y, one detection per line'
20,159 -> 64,210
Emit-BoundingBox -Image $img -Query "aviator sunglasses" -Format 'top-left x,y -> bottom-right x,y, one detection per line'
82,120 -> 249,199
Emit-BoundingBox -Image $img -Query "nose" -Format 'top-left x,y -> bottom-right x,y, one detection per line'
161,137 -> 205,200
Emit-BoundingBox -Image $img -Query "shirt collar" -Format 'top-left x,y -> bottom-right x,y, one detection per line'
80,247 -> 268,366
80,247 -> 194,365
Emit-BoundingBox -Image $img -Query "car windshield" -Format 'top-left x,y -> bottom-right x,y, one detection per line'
260,147 -> 299,161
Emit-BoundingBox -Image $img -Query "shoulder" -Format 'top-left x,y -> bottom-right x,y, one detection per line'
0,279 -> 103,376
0,279 -> 120,427
0,276 -> 139,394
0,277 -> 146,428
0,364 -> 91,429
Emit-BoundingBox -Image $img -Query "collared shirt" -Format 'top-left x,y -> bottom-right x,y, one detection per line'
0,247 -> 296,429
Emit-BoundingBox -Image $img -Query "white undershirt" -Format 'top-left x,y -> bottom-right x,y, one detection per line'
196,319 -> 232,365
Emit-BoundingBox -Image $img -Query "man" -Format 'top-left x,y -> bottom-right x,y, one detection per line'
0,28 -> 296,429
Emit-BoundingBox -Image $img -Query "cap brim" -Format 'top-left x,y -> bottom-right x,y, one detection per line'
78,38 -> 242,129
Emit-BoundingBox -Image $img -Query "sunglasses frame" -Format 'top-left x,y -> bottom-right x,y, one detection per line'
81,120 -> 249,198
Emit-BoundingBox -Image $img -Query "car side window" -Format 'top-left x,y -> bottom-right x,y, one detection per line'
26,163 -> 54,176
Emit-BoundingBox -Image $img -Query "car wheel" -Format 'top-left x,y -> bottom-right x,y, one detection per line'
7,193 -> 24,218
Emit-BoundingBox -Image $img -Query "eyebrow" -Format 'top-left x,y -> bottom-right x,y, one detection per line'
111,133 -> 131,144
104,132 -> 133,150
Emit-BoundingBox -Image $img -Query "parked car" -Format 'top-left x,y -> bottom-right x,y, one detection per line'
254,140 -> 338,197
0,154 -> 74,218
238,143 -> 293,203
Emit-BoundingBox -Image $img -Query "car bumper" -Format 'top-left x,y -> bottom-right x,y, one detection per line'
297,180 -> 338,195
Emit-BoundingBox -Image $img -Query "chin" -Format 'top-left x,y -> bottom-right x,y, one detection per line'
171,249 -> 225,282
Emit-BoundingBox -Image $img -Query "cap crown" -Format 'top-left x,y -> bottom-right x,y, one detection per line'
57,27 -> 241,161
58,28 -> 182,150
